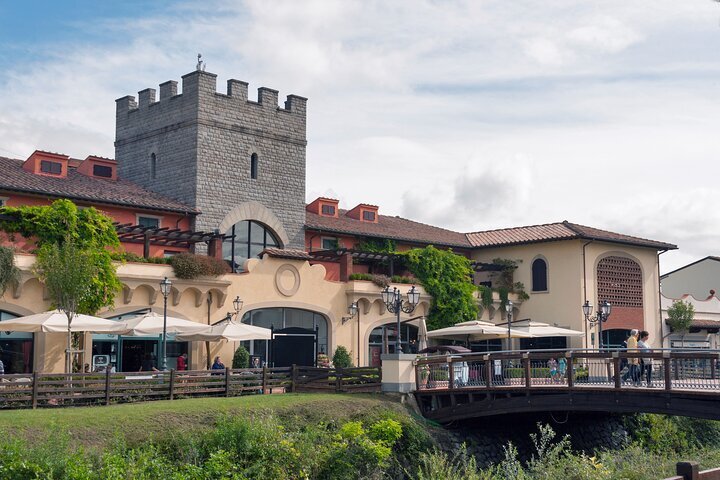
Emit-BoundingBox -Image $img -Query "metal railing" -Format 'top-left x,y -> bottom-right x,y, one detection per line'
415,349 -> 720,393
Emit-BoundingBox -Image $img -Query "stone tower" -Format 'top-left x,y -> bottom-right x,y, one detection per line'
115,69 -> 307,249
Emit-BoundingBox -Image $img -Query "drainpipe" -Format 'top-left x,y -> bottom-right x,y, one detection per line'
206,292 -> 213,369
582,240 -> 594,349
657,249 -> 668,347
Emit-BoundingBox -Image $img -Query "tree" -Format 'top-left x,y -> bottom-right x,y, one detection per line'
34,238 -> 98,373
666,300 -> 695,333
0,246 -> 20,297
333,346 -> 353,368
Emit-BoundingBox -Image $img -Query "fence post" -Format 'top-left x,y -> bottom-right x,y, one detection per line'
105,369 -> 111,406
169,369 -> 175,401
414,361 -> 421,390
336,368 -> 342,393
612,352 -> 621,389
664,352 -> 672,392
676,461 -> 699,480
523,353 -> 531,389
484,355 -> 492,389
291,364 -> 297,393
566,351 -> 574,388
713,355 -> 717,380
225,367 -> 231,397
31,371 -> 39,409
262,366 -> 268,394
448,357 -> 455,390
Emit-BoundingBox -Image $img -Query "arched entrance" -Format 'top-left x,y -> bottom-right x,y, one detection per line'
241,307 -> 328,367
0,310 -> 33,373
368,322 -> 419,367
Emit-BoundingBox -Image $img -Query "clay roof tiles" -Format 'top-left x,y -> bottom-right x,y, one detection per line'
0,156 -> 197,214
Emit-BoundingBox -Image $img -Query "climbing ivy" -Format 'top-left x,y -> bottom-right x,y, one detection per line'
405,246 -> 478,330
354,237 -> 397,253
491,258 -> 529,302
477,285 -> 494,310
0,199 -> 121,314
0,246 -> 20,297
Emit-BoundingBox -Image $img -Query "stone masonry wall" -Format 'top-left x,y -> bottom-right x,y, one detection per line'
114,70 -> 307,249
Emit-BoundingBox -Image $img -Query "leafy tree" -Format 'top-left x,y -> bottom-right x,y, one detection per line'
0,246 -> 20,297
0,199 -> 122,314
666,299 -> 695,333
232,344 -> 250,369
405,246 -> 478,330
333,346 -> 354,368
34,238 -> 98,373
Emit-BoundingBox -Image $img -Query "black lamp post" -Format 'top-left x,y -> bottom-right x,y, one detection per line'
505,300 -> 514,349
228,295 -> 243,322
159,277 -> 172,370
381,286 -> 420,354
582,300 -> 612,349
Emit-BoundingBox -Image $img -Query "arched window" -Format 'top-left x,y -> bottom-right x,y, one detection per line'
250,153 -> 258,179
222,220 -> 279,272
0,310 -> 33,373
150,153 -> 157,179
531,258 -> 548,292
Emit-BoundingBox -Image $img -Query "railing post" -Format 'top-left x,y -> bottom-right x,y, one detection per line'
523,353 -> 531,389
676,461 -> 699,480
484,355 -> 492,389
713,355 -> 717,380
612,352 -> 621,389
225,367 -> 231,397
336,368 -> 342,393
448,357 -> 455,390
664,352 -> 672,392
262,366 -> 268,394
414,360 -> 421,390
105,368 -> 111,406
566,351 -> 574,388
31,371 -> 38,409
291,364 -> 297,393
169,369 -> 175,400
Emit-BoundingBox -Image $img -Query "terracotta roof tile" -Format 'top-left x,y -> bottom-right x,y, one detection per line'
305,210 -> 471,248
261,248 -> 313,260
0,156 -> 197,214
465,220 -> 676,250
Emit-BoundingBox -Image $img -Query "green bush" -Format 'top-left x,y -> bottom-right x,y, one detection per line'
332,346 -> 354,368
232,345 -> 250,369
170,253 -> 230,279
0,245 -> 20,296
505,367 -> 551,378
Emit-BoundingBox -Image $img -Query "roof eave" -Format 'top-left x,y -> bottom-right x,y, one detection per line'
304,225 -> 471,249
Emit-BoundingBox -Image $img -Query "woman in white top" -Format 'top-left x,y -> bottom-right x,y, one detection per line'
638,331 -> 652,387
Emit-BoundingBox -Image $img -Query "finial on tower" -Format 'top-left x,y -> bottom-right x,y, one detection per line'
196,53 -> 206,72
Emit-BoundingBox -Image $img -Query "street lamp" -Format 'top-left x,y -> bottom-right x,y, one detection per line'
505,300 -> 514,349
159,277 -> 172,370
582,300 -> 612,349
381,285 -> 420,353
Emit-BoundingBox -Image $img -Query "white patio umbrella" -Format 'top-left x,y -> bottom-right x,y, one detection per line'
416,316 -> 429,351
176,321 -> 271,342
0,309 -> 128,333
427,320 -> 534,341
510,321 -> 584,338
120,312 -> 210,336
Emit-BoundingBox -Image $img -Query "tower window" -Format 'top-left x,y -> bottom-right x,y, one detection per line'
251,153 -> 258,179
150,153 -> 157,179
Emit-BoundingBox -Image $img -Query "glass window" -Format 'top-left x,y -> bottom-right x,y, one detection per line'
321,237 -> 339,250
362,210 -> 376,221
321,204 -> 335,216
250,153 -> 258,179
150,153 -> 157,179
93,164 -> 113,178
0,310 -> 33,373
138,216 -> 160,228
532,258 -> 548,292
223,220 -> 280,272
40,160 -> 62,175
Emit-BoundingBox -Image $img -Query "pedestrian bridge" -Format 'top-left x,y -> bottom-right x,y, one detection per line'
414,349 -> 720,423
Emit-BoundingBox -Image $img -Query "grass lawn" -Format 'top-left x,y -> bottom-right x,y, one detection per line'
0,394 -> 414,449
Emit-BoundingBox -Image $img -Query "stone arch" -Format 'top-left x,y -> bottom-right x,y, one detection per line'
218,201 -> 289,248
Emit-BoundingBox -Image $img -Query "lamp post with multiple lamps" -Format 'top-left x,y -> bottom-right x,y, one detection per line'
381,286 -> 420,354
505,300 -> 514,349
582,300 -> 612,349
159,277 -> 172,371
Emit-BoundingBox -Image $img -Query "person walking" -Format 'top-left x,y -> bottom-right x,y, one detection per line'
638,331 -> 652,387
623,329 -> 640,385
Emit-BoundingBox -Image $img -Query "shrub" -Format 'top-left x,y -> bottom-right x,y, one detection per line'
332,346 -> 354,368
667,299 -> 694,332
0,245 -> 20,297
170,253 -> 230,279
232,345 -> 250,369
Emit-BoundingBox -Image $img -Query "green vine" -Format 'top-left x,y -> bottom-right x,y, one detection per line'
491,258 -> 529,301
354,238 -> 397,253
0,246 -> 20,297
478,285 -> 494,310
0,199 -> 121,314
405,246 -> 477,330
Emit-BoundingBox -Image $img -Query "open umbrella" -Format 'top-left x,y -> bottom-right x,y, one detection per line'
417,316 -> 429,351
176,321 -> 271,342
418,345 -> 472,355
426,320 -> 534,341
121,312 -> 210,336
0,309 -> 128,333
508,320 -> 584,338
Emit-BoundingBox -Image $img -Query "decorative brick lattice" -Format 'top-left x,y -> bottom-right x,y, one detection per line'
596,256 -> 643,308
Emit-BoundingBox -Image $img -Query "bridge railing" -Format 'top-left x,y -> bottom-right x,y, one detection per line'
415,349 -> 720,392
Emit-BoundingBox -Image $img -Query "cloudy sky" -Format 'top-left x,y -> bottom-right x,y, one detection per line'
0,0 -> 718,273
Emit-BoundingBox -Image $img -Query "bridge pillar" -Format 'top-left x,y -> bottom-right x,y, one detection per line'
381,354 -> 417,393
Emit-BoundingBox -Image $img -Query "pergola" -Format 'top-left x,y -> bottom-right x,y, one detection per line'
113,223 -> 226,258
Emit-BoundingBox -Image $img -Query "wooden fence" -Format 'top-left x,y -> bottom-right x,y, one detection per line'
664,461 -> 720,480
0,366 -> 382,410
